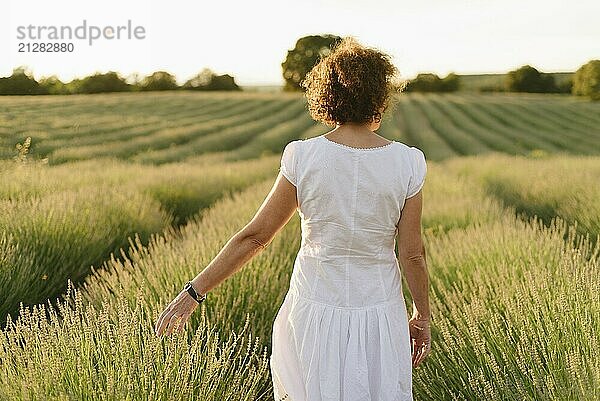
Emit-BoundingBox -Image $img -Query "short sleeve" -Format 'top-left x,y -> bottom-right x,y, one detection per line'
406,147 -> 427,198
280,141 -> 298,186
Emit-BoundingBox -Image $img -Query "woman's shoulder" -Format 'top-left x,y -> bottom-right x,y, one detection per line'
393,140 -> 423,153
393,142 -> 426,164
283,136 -> 317,155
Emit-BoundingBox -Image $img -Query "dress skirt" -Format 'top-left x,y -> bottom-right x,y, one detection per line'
270,286 -> 414,401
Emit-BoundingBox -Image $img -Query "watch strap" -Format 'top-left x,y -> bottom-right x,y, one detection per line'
184,281 -> 206,304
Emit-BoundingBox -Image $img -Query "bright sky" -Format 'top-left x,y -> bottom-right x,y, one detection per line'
2,0 -> 599,85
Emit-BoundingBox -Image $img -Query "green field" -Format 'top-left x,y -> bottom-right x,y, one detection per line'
2,91 -> 599,164
0,92 -> 598,400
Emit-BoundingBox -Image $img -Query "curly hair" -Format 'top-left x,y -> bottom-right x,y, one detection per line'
301,36 -> 403,127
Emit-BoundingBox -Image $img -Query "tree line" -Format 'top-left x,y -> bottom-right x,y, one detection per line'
2,33 -> 598,100
0,67 -> 241,95
403,62 -> 600,99
281,35 -> 600,100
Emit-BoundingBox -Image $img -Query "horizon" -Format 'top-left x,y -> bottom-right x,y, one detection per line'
0,66 -> 579,88
2,0 -> 598,86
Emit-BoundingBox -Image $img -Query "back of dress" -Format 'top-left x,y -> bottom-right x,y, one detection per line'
271,134 -> 427,401
279,134 -> 427,308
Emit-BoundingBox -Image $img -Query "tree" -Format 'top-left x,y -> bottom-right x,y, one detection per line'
505,65 -> 557,93
572,60 -> 600,100
404,73 -> 460,92
554,78 -> 573,94
0,66 -> 43,95
76,72 -> 131,94
39,75 -> 70,95
404,73 -> 440,92
441,73 -> 460,91
183,68 -> 241,91
281,34 -> 342,91
184,68 -> 213,89
140,71 -> 178,91
208,74 -> 240,91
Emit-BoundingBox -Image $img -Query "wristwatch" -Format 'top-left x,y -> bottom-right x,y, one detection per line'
183,281 -> 207,304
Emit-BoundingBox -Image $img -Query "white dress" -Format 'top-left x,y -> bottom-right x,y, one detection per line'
271,134 -> 427,401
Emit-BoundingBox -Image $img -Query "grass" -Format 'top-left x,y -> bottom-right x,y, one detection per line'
1,92 -> 599,164
0,154 -> 279,325
0,281 -> 269,401
415,214 -> 599,400
1,153 -> 596,399
444,153 -> 600,245
0,185 -> 171,326
0,92 -> 598,400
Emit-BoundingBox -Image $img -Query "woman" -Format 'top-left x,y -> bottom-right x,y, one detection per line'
155,36 -> 432,401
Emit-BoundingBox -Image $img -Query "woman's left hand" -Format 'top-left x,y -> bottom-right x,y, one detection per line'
155,289 -> 199,337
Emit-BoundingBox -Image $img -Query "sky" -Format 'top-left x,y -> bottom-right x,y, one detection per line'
2,0 -> 599,86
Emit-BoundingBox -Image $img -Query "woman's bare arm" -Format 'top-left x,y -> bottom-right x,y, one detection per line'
396,189 -> 431,320
155,172 -> 298,337
190,172 -> 298,296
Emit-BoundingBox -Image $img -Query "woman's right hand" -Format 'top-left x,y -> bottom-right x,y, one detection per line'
408,316 -> 431,368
